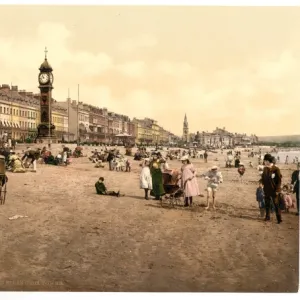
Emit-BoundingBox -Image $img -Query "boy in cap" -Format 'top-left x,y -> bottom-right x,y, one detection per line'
95,177 -> 123,197
261,154 -> 282,223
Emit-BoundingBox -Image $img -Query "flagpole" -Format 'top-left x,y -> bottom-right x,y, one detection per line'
77,84 -> 79,146
10,82 -> 13,142
68,88 -> 70,142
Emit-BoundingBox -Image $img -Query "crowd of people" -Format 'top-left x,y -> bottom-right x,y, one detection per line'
3,141 -> 299,224
93,148 -> 300,224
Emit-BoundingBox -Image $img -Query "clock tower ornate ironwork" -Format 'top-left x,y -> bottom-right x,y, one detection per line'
36,47 -> 56,143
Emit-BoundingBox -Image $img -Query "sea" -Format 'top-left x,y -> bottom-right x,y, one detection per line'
271,150 -> 300,163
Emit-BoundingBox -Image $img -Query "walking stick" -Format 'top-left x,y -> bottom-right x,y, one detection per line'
3,176 -> 7,205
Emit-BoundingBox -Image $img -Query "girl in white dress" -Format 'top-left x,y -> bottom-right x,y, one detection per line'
140,158 -> 153,200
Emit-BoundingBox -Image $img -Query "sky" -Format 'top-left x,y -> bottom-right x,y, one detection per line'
0,5 -> 299,136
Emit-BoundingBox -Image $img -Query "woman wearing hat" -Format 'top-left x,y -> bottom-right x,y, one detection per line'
180,155 -> 200,207
149,154 -> 165,200
261,154 -> 283,223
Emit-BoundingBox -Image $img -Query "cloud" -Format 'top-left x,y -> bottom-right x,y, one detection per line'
0,13 -> 299,136
257,51 -> 297,80
156,61 -> 196,80
115,61 -> 146,78
118,35 -> 157,52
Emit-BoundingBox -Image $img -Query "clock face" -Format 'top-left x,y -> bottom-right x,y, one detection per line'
39,73 -> 49,84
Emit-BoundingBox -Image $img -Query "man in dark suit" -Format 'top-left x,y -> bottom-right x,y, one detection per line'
291,162 -> 300,216
261,154 -> 282,223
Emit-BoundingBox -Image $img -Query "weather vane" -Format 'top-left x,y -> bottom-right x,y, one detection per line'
44,46 -> 48,59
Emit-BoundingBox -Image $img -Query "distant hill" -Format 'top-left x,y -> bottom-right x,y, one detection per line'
258,135 -> 300,143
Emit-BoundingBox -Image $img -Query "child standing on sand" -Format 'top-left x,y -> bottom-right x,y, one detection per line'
256,180 -> 265,217
238,162 -> 246,182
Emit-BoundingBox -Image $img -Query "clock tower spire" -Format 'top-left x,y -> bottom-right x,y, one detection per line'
36,48 -> 56,144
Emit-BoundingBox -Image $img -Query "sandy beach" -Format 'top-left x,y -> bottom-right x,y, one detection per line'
0,145 -> 298,292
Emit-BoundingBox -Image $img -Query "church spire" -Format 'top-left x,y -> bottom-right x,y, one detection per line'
184,113 -> 188,126
183,113 -> 189,143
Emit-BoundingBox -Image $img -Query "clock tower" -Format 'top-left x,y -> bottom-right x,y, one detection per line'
36,47 -> 56,143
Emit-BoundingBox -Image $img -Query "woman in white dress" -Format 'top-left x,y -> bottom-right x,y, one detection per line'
140,158 -> 153,200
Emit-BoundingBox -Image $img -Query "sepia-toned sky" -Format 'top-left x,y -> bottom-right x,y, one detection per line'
0,5 -> 299,136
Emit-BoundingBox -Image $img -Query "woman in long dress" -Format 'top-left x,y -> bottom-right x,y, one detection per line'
140,158 -> 152,200
180,155 -> 200,207
150,154 -> 165,200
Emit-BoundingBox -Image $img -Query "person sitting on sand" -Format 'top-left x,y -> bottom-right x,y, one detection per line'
95,177 -> 123,197
95,159 -> 105,168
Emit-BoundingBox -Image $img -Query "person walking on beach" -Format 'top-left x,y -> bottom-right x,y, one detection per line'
291,162 -> 300,216
285,155 -> 289,165
204,151 -> 208,163
261,154 -> 283,224
107,151 -> 115,171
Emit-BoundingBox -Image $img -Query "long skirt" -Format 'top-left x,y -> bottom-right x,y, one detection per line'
150,168 -> 165,197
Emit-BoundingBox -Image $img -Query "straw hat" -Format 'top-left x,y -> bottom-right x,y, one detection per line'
180,155 -> 189,161
239,162 -> 244,166
211,166 -> 218,170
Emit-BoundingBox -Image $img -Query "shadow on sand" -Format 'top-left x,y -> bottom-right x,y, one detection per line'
145,201 -> 263,222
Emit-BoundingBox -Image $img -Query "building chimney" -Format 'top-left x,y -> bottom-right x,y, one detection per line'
19,90 -> 26,96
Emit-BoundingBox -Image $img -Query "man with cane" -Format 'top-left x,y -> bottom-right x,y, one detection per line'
261,154 -> 283,224
291,162 -> 300,216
